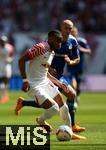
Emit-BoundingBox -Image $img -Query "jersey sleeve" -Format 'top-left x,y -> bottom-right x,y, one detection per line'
25,43 -> 45,59
78,37 -> 90,49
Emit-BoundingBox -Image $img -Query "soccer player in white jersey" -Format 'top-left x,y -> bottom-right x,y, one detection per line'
18,30 -> 86,140
0,36 -> 14,103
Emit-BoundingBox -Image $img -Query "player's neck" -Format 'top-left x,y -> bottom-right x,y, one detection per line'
48,41 -> 55,51
62,35 -> 68,41
45,41 -> 51,52
63,37 -> 68,41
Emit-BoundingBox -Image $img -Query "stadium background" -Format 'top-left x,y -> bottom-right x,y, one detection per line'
0,0 -> 106,92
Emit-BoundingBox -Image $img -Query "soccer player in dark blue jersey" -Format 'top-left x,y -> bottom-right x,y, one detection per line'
51,21 -> 85,132
15,20 -> 86,134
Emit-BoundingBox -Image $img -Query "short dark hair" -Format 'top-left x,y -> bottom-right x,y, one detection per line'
48,30 -> 62,39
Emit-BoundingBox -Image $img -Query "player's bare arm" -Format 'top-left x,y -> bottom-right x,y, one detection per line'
47,72 -> 63,87
64,55 -> 80,66
47,72 -> 68,92
18,52 -> 30,92
78,45 -> 91,54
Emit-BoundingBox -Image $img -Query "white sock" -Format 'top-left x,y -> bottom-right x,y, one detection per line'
59,103 -> 71,127
38,104 -> 59,122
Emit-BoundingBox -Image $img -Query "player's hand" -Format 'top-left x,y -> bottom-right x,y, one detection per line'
64,55 -> 74,65
22,82 -> 30,92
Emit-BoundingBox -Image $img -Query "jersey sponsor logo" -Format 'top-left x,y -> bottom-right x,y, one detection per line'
41,63 -> 50,68
69,44 -> 72,50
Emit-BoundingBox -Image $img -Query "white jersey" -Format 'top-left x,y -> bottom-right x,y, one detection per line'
26,42 -> 55,87
5,43 -> 14,78
0,43 -> 14,78
0,47 -> 8,77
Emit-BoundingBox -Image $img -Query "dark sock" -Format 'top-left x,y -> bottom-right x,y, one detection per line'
22,100 -> 40,108
66,99 -> 75,126
74,95 -> 78,103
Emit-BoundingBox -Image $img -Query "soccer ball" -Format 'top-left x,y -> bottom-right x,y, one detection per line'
55,125 -> 73,141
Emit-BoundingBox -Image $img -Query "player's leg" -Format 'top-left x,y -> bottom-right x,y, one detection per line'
0,77 -> 9,103
54,93 -> 72,126
34,87 -> 60,131
47,80 -> 86,139
63,84 -> 76,127
59,76 -> 76,127
48,91 -> 86,140
21,82 -> 60,130
72,74 -> 86,132
59,76 -> 85,132
50,67 -> 75,125
39,80 -> 71,127
63,84 -> 85,132
71,77 -> 79,110
1,64 -> 13,103
75,72 -> 82,104
36,98 -> 59,126
14,97 -> 40,115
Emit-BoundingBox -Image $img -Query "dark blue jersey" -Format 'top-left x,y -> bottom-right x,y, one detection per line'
67,37 -> 90,74
51,35 -> 79,78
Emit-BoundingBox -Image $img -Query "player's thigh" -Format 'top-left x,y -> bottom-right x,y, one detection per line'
45,79 -> 59,98
28,84 -> 58,109
45,80 -> 64,107
53,93 -> 65,108
59,76 -> 76,99
72,77 -> 77,90
62,84 -> 76,100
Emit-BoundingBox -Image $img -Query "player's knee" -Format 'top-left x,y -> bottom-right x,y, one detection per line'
47,103 -> 59,118
72,90 -> 76,99
64,103 -> 69,114
68,90 -> 76,100
43,103 -> 59,119
53,103 -> 60,113
62,103 -> 68,109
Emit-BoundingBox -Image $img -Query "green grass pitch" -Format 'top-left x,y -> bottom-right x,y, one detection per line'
0,91 -> 106,150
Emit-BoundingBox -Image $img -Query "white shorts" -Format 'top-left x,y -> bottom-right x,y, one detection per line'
28,79 -> 60,105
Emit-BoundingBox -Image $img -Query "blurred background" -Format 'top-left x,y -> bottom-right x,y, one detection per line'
0,0 -> 106,92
